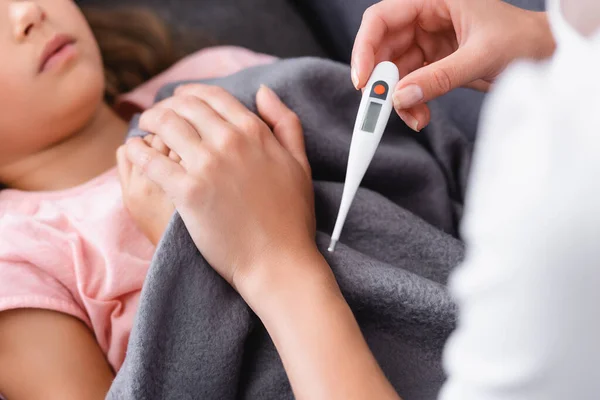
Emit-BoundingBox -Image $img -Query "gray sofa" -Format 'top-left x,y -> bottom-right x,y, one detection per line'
77,0 -> 328,59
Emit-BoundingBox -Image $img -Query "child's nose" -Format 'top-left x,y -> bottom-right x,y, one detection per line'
9,1 -> 46,41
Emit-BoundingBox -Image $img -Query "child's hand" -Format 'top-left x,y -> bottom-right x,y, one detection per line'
352,0 -> 555,131
117,134 -> 176,246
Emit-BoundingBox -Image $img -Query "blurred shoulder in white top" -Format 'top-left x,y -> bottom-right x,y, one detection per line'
440,1 -> 600,399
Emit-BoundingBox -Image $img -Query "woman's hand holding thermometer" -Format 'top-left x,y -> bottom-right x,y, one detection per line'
351,0 -> 555,131
328,62 -> 399,252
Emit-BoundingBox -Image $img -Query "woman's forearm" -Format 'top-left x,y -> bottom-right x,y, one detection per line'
240,248 -> 401,400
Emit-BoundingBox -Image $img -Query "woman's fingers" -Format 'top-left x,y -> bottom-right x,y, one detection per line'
397,103 -> 430,132
351,0 -> 419,89
376,29 -> 418,70
391,44 -> 425,79
138,106 -> 203,163
175,84 -> 267,136
413,26 -> 458,64
141,84 -> 309,181
464,79 -> 492,92
148,84 -> 279,159
141,133 -> 181,179
149,134 -> 171,155
169,150 -> 182,163
124,137 -> 189,197
148,131 -> 183,163
393,44 -> 484,110
256,85 -> 311,176
152,94 -> 248,154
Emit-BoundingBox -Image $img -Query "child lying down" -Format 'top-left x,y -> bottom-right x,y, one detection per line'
0,3 -> 274,398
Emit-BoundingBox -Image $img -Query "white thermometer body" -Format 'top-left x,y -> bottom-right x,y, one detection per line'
328,61 -> 400,252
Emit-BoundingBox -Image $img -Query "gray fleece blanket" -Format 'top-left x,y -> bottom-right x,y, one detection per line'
108,58 -> 472,400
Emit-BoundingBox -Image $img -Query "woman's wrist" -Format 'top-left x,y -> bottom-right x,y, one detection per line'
234,242 -> 341,319
233,243 -> 401,400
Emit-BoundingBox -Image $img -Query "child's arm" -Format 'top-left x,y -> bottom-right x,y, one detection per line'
0,309 -> 114,399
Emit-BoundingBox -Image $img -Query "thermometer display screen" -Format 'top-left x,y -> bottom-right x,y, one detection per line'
361,101 -> 383,133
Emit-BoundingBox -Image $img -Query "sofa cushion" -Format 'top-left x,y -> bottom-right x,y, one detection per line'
77,0 -> 327,58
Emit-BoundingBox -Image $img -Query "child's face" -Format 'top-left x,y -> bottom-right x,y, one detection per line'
0,0 -> 104,166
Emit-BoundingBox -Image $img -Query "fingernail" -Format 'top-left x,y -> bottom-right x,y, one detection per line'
259,84 -> 274,95
259,84 -> 281,103
351,66 -> 359,90
393,84 -> 424,110
397,110 -> 420,132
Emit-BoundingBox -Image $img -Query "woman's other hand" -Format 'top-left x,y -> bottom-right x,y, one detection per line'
124,84 -> 317,297
117,134 -> 176,246
351,0 -> 555,131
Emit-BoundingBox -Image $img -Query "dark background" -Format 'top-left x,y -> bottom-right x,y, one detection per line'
76,0 -> 547,141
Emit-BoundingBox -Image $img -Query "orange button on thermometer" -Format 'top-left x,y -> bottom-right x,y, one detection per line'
369,80 -> 389,101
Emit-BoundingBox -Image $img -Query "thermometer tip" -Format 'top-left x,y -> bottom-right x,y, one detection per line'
328,239 -> 338,253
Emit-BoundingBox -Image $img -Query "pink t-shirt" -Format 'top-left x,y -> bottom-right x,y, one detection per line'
0,46 -> 275,372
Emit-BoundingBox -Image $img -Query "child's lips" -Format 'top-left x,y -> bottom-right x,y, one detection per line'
38,34 -> 77,73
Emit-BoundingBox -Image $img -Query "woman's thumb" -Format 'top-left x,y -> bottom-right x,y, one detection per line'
393,46 -> 484,109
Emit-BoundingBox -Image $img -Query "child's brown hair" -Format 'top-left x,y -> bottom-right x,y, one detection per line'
82,7 -> 210,105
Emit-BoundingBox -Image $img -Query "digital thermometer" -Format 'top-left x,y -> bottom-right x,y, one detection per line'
328,61 -> 400,252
